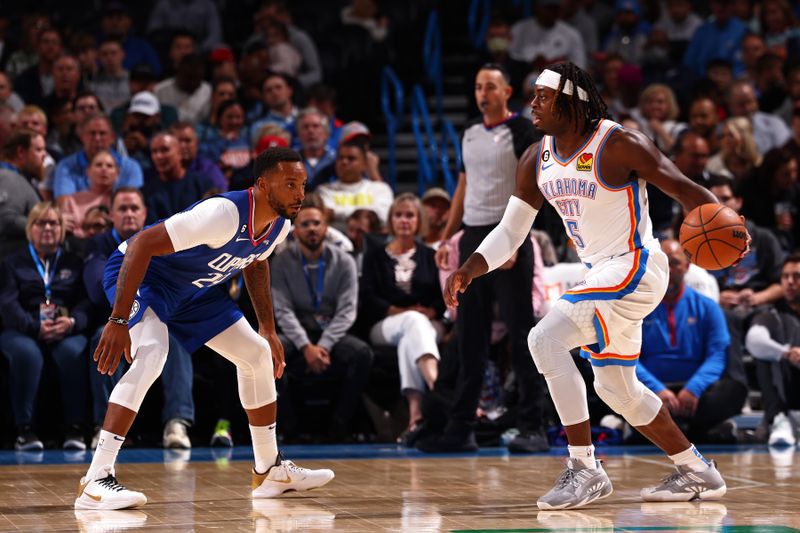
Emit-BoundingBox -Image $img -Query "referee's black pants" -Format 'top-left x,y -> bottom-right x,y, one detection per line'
449,224 -> 546,432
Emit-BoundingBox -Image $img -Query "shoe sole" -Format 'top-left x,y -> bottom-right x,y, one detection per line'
252,473 -> 335,499
640,484 -> 727,502
74,495 -> 147,510
537,483 -> 614,511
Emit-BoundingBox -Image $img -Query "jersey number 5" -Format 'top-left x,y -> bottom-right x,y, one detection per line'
566,219 -> 585,249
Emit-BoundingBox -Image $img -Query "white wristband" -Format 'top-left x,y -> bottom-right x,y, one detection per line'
475,196 -> 538,272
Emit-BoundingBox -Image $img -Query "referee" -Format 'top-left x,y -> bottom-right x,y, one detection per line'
419,64 -> 549,453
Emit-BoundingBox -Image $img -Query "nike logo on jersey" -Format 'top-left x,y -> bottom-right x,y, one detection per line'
236,237 -> 251,242
542,162 -> 554,171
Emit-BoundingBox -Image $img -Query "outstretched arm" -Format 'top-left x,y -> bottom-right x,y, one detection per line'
443,142 -> 545,307
604,128 -> 717,212
95,224 -> 175,375
243,259 -> 285,379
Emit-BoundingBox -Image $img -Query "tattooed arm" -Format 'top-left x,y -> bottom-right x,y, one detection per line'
243,259 -> 285,378
95,224 -> 175,375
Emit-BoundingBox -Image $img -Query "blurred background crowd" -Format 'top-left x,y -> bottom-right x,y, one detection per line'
1,0 -> 800,458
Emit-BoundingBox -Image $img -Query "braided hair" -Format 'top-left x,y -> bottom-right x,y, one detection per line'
548,62 -> 608,135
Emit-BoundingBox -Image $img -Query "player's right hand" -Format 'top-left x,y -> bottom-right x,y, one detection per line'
94,321 -> 132,375
732,216 -> 752,266
443,269 -> 473,308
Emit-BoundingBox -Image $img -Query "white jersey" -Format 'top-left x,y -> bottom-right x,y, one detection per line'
536,119 -> 655,267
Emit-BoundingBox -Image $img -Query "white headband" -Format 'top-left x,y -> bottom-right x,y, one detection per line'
535,69 -> 589,102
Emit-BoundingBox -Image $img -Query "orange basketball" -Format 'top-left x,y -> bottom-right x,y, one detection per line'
679,204 -> 747,270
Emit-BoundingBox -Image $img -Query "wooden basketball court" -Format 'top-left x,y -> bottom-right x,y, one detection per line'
1,445 -> 798,531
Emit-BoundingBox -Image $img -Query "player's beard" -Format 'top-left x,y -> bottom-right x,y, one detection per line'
268,189 -> 298,220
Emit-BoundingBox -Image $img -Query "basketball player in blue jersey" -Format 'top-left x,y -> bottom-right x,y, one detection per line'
445,62 -> 750,510
74,147 -> 334,510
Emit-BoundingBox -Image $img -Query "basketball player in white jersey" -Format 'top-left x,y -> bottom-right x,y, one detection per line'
445,62 -> 750,510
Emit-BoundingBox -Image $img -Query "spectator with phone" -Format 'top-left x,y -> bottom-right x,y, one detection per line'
0,202 -> 92,451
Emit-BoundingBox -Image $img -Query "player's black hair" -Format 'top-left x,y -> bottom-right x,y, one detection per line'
548,62 -> 608,135
479,62 -> 511,85
252,146 -> 302,179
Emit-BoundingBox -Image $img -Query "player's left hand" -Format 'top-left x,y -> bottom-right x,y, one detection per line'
95,321 -> 132,375
676,389 -> 698,418
262,330 -> 285,379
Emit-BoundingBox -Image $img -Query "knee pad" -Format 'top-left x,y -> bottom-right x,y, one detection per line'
527,325 -> 570,376
527,307 -> 593,377
235,337 -> 276,409
593,372 -> 662,426
108,339 -> 168,412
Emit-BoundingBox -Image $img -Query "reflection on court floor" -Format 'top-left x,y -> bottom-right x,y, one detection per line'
1,444 -> 798,531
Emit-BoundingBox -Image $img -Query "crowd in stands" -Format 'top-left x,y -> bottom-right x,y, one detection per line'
1,0 -> 800,455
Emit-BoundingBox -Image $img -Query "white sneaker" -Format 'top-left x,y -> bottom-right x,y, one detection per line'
74,466 -> 147,510
163,418 -> 191,449
768,413 -> 796,447
640,460 -> 726,502
74,509 -> 148,532
252,453 -> 335,498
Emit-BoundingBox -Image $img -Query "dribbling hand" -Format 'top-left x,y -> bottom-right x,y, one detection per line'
732,216 -> 752,266
444,269 -> 473,308
94,321 -> 132,375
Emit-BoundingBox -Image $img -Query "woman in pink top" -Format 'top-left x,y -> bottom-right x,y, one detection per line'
59,150 -> 118,238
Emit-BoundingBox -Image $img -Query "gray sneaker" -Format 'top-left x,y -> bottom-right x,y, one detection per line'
537,460 -> 613,510
640,460 -> 726,502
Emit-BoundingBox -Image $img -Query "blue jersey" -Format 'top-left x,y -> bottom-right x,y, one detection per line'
103,189 -> 288,351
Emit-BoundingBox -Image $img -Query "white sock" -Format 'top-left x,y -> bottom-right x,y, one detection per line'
86,430 -> 125,480
669,444 -> 710,473
250,423 -> 278,474
568,444 -> 597,469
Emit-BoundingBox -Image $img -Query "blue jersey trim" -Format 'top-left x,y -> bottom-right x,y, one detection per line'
561,248 -> 650,303
594,125 -> 626,190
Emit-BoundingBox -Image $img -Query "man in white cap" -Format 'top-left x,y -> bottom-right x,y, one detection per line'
121,91 -> 162,173
338,121 -> 383,182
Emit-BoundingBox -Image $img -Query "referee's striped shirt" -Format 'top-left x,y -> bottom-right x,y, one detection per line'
461,113 -> 541,226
